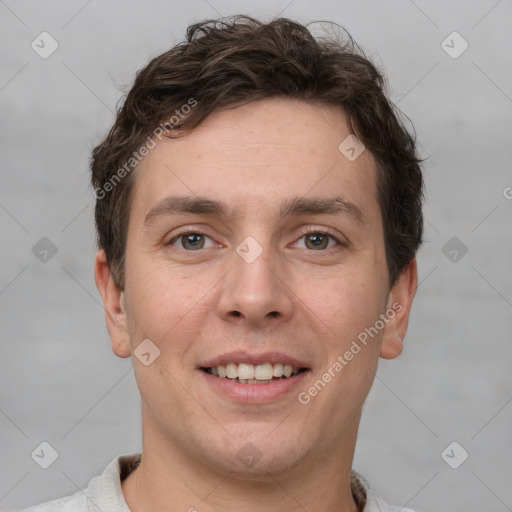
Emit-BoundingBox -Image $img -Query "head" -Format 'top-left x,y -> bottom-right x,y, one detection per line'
93,16 -> 423,477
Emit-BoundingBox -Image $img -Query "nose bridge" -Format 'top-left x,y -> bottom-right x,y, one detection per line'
217,236 -> 293,326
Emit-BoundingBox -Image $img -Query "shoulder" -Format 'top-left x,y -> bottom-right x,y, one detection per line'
352,471 -> 417,512
16,490 -> 88,512
14,453 -> 141,512
365,488 -> 417,512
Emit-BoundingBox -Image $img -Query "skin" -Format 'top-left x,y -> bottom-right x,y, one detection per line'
95,97 -> 417,512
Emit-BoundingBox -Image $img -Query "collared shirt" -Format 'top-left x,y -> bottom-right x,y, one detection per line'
17,453 -> 415,512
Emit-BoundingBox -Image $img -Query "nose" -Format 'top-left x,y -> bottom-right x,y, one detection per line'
217,243 -> 294,329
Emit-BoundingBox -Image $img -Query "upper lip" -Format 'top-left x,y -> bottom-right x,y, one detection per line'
200,351 -> 309,369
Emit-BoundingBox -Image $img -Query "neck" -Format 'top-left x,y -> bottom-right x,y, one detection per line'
122,417 -> 361,512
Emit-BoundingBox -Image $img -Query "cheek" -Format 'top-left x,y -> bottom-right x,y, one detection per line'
124,262 -> 212,354
296,277 -> 384,419
297,267 -> 387,345
295,267 -> 386,402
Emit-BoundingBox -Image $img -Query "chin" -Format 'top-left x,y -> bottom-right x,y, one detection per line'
199,428 -> 311,478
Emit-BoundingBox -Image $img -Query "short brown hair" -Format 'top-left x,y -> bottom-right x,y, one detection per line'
91,15 -> 423,288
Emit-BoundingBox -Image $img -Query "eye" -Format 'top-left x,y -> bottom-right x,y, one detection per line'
168,231 -> 216,251
294,229 -> 341,251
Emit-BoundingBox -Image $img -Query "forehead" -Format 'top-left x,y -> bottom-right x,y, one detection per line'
130,98 -> 380,223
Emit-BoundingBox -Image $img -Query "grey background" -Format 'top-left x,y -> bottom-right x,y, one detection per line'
1,1 -> 511,510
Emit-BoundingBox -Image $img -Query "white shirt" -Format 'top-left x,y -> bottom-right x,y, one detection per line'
16,453 -> 416,512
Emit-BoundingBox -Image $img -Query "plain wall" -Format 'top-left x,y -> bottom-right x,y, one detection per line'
1,1 -> 511,510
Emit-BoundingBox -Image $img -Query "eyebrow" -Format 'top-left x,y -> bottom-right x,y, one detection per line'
143,195 -> 367,225
279,196 -> 367,225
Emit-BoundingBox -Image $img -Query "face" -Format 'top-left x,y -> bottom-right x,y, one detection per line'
96,97 -> 416,477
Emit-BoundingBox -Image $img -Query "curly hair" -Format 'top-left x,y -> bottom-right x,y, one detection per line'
91,15 -> 423,288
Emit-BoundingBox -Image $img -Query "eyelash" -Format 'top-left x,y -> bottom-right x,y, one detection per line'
294,227 -> 344,250
166,227 -> 345,251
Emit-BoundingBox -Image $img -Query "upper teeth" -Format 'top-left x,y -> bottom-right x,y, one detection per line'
210,363 -> 299,380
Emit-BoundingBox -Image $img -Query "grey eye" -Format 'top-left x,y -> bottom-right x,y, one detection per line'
170,232 -> 215,250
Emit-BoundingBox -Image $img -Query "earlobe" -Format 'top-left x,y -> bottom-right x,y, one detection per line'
380,331 -> 403,359
380,259 -> 418,360
94,250 -> 132,359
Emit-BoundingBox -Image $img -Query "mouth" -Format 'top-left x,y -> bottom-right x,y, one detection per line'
198,352 -> 310,403
201,362 -> 308,384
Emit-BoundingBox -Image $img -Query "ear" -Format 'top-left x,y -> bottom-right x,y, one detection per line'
94,250 -> 132,358
380,258 -> 418,360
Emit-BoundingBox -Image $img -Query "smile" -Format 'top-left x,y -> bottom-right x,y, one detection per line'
202,362 -> 305,384
199,351 -> 310,402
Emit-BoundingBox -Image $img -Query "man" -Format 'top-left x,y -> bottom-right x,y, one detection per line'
21,15 -> 423,512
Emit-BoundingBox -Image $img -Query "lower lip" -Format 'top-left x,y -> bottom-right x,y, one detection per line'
198,369 -> 309,404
